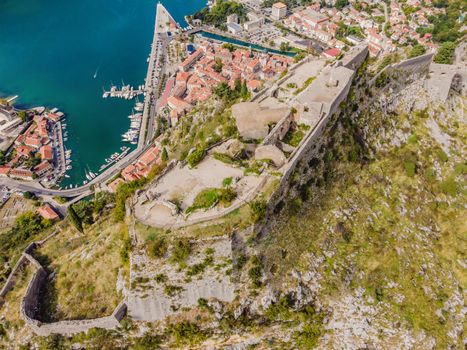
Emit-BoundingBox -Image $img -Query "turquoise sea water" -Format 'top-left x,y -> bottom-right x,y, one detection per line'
0,0 -> 205,186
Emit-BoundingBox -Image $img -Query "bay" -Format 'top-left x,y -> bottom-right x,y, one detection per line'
0,0 -> 205,186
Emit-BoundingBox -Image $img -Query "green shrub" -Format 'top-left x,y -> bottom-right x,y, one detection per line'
186,187 -> 237,213
154,273 -> 168,283
436,148 -> 448,163
408,44 -> 426,58
164,284 -> 183,297
147,236 -> 167,259
186,147 -> 205,168
248,255 -> 263,288
294,322 -> 323,349
283,128 -> 305,147
67,206 -> 83,233
249,200 -> 267,221
170,239 -> 192,266
265,295 -> 293,320
434,42 -> 456,64
120,236 -> 131,265
132,334 -> 162,350
404,161 -> 416,177
407,133 -> 418,144
167,321 -> 206,346
222,177 -> 233,187
440,177 -> 458,196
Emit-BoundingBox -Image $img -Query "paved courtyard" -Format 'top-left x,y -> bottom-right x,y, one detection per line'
134,156 -> 265,228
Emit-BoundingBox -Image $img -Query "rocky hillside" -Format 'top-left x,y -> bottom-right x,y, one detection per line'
3,59 -> 465,349
251,73 -> 466,349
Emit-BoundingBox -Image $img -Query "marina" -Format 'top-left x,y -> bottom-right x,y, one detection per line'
102,84 -> 146,100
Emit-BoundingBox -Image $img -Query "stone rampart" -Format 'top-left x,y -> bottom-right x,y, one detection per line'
0,232 -> 127,336
262,112 -> 293,146
0,254 -> 29,299
369,53 -> 434,87
268,49 -> 365,206
341,45 -> 369,70
0,232 -> 57,300
20,251 -> 127,336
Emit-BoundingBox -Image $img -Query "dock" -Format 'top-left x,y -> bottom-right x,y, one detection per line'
102,85 -> 145,100
55,121 -> 67,179
5,95 -> 18,104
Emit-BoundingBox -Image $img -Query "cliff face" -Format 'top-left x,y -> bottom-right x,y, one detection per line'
248,63 -> 466,349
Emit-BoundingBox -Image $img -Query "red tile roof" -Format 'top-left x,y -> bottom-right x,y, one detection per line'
37,204 -> 59,221
40,145 -> 54,161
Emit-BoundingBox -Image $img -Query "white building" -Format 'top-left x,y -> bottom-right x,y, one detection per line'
272,2 -> 287,20
227,23 -> 243,35
244,12 -> 264,31
227,13 -> 239,24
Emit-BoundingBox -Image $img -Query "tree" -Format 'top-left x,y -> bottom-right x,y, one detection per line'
434,42 -> 456,64
408,44 -> 426,58
240,80 -> 249,99
161,147 -> 168,162
280,42 -> 291,52
335,0 -> 349,9
67,206 -> 83,233
18,110 -> 29,123
214,58 -> 223,73
186,147 -> 205,168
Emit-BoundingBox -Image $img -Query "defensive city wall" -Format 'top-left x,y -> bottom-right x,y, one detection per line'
0,232 -> 127,336
263,47 -> 438,216
270,46 -> 368,201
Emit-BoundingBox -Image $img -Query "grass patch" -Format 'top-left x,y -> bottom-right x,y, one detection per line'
37,219 -> 129,320
186,187 -> 237,213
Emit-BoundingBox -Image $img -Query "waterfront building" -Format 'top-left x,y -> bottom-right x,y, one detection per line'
179,49 -> 204,72
9,169 -> 33,181
227,23 -> 243,35
34,160 -> 53,177
40,145 -> 54,161
244,12 -> 264,31
0,166 -> 11,177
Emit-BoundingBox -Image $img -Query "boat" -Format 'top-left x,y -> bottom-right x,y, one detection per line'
66,165 -> 72,170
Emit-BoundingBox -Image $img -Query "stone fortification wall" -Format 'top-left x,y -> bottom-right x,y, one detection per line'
20,251 -> 127,336
266,48 -> 367,208
0,235 -> 56,300
262,112 -> 293,146
341,45 -> 369,70
252,56 -> 314,103
0,254 -> 29,300
261,50 -> 440,229
0,232 -> 127,336
369,53 -> 434,87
